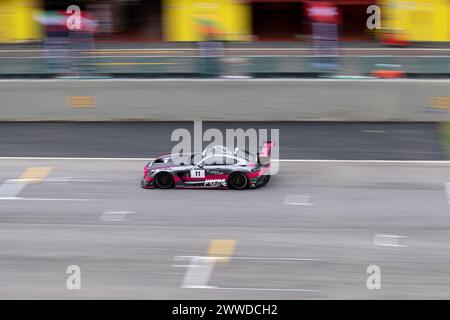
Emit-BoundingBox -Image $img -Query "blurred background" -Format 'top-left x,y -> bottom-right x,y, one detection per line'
0,0 -> 449,78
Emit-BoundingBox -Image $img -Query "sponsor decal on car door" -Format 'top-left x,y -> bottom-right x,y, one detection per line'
203,156 -> 230,187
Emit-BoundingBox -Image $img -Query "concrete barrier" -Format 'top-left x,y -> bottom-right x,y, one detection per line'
0,79 -> 449,121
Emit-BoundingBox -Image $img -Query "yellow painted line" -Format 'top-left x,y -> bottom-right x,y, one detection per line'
19,167 -> 53,184
93,62 -> 177,66
68,96 -> 95,108
208,239 -> 237,265
432,97 -> 450,110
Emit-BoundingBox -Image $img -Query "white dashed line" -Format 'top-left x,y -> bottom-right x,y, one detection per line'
0,180 -> 28,198
284,195 -> 314,206
180,256 -> 216,289
100,211 -> 135,221
174,255 -> 323,291
374,234 -> 408,247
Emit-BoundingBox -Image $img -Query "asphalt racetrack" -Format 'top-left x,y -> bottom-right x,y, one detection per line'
0,159 -> 449,299
0,122 -> 449,299
0,122 -> 445,160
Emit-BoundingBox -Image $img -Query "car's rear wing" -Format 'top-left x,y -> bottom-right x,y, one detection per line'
258,141 -> 274,165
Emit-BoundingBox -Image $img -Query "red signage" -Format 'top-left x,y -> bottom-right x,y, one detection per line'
305,1 -> 341,24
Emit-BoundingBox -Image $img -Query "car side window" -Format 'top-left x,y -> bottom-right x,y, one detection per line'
202,155 -> 246,166
204,156 -> 225,165
224,156 -> 238,165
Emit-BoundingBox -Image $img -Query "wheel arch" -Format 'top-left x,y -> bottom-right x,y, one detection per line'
154,170 -> 175,189
227,171 -> 249,190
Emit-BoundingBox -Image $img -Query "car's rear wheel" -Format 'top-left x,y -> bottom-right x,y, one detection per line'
228,172 -> 248,190
154,172 -> 174,189
261,175 -> 270,186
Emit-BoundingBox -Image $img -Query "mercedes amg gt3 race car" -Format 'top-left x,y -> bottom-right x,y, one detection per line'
141,142 -> 273,190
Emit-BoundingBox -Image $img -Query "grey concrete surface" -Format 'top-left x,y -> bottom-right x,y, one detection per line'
0,79 -> 449,121
0,122 -> 445,160
0,159 -> 450,299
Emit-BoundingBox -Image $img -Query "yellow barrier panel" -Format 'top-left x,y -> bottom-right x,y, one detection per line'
0,0 -> 43,43
163,0 -> 251,41
381,0 -> 450,42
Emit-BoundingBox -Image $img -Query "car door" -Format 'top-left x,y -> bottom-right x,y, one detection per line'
176,154 -> 206,186
202,155 -> 231,187
178,154 -> 221,187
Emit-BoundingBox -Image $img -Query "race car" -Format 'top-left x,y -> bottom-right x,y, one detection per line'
141,142 -> 273,190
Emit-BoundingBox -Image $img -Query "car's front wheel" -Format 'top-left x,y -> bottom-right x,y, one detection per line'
154,172 -> 174,189
261,175 -> 270,186
228,172 -> 248,190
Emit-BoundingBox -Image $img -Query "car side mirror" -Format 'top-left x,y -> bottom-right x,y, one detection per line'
197,162 -> 204,168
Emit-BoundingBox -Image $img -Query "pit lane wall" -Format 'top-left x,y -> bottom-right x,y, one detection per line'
0,79 -> 449,121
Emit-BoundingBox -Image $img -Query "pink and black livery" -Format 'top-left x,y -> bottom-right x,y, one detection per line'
141,142 -> 274,190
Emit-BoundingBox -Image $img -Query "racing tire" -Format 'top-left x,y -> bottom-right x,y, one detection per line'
261,175 -> 270,186
154,172 -> 174,189
228,172 -> 248,190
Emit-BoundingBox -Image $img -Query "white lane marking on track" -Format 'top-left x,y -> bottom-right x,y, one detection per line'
176,256 -> 324,262
0,180 -> 28,198
284,194 -> 314,206
178,256 -> 217,289
173,255 -> 323,290
0,167 -> 53,198
1,157 -> 449,164
172,265 -> 204,268
100,211 -> 135,221
46,177 -> 113,182
195,286 -> 320,292
0,197 -> 99,201
7,178 -> 112,183
445,183 -> 450,205
373,234 -> 408,247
